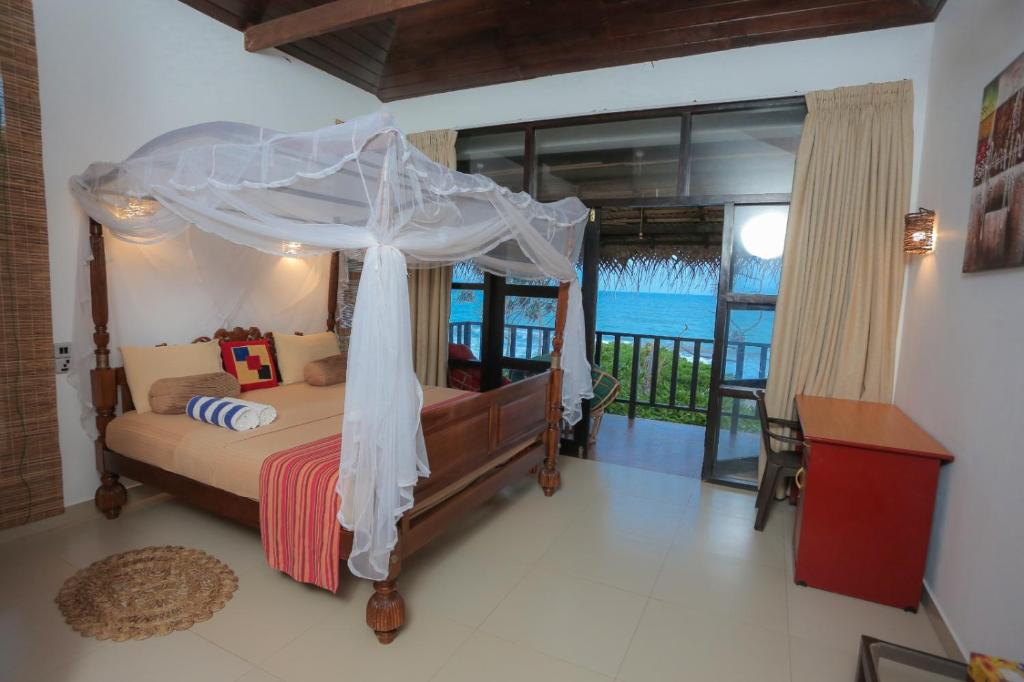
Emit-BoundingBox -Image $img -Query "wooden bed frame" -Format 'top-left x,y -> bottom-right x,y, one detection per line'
87,218 -> 569,644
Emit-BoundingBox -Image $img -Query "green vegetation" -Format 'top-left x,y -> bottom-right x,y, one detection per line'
598,341 -> 758,432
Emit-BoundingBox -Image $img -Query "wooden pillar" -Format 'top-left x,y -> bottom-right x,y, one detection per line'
327,250 -> 340,332
539,281 -> 569,496
88,219 -> 126,518
365,532 -> 405,644
89,219 -> 109,372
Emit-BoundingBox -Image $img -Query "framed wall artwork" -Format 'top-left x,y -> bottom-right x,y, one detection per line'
964,50 -> 1024,273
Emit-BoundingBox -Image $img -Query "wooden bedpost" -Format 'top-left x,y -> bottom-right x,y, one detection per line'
89,219 -> 126,518
327,250 -> 340,332
539,281 -> 570,496
366,535 -> 405,644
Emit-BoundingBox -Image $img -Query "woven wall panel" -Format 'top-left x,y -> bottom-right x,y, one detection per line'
0,0 -> 64,528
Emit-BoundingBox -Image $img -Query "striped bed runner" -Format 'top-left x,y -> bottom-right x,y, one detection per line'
259,392 -> 474,592
260,434 -> 343,592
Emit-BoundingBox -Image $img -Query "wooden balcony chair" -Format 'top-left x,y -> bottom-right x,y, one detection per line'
533,354 -> 620,445
588,367 -> 621,444
752,388 -> 805,532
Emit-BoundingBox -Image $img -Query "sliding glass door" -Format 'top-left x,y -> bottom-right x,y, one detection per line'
703,203 -> 788,485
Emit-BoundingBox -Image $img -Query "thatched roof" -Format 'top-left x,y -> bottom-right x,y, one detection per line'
599,206 -> 723,288
453,205 -> 781,291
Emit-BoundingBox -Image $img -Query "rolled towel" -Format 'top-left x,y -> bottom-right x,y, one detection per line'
186,396 -> 275,431
235,399 -> 277,427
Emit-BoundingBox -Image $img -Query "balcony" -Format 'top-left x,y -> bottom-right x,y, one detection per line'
449,321 -> 765,481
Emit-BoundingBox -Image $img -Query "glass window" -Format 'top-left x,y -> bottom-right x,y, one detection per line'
456,131 -> 526,193
714,395 -> 761,484
504,295 -> 556,359
723,307 -> 775,382
449,288 -> 483,359
453,261 -> 484,284
731,204 -> 788,295
688,106 -> 805,196
535,117 -> 682,202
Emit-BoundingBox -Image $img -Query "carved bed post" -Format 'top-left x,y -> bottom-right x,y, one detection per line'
366,532 -> 405,644
539,281 -> 570,496
327,250 -> 340,332
89,219 -> 126,518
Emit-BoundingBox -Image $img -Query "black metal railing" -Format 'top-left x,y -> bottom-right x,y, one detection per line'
449,320 -> 479,351
449,321 -> 769,431
596,331 -> 711,419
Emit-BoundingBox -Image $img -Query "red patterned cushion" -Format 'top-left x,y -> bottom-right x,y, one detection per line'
448,343 -> 476,362
220,339 -> 279,391
448,366 -> 482,392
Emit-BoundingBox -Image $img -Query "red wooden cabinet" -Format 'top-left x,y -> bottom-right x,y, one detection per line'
793,396 -> 953,610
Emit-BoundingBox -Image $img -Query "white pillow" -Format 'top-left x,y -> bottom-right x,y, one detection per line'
120,340 -> 222,414
273,331 -> 340,384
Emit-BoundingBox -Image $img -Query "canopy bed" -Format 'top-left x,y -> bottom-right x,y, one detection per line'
71,112 -> 591,643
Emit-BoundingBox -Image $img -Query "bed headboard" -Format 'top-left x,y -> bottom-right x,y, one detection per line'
112,326 -> 277,413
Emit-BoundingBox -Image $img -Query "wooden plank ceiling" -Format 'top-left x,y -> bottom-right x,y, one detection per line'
180,0 -> 945,101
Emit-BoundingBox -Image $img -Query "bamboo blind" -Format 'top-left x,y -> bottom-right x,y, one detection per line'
0,0 -> 64,528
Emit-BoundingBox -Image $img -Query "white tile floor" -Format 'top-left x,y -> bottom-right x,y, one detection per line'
0,456 -> 947,682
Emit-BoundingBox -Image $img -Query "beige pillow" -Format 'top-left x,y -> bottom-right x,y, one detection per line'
149,371 -> 241,415
304,354 -> 347,387
121,340 -> 222,413
273,331 -> 340,384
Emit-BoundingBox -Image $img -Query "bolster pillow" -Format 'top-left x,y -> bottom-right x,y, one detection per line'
186,396 -> 276,431
149,371 -> 240,415
303,353 -> 347,386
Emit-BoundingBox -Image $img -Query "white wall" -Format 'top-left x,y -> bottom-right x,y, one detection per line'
389,24 -> 935,205
894,0 -> 1024,659
34,0 -> 381,506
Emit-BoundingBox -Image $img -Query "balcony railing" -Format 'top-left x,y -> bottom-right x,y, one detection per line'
449,320 -> 769,432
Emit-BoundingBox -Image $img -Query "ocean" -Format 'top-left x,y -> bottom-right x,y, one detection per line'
450,289 -> 775,377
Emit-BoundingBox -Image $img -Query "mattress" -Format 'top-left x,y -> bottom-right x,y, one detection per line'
105,382 -> 470,501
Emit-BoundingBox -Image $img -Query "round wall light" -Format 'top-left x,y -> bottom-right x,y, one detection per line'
739,209 -> 787,260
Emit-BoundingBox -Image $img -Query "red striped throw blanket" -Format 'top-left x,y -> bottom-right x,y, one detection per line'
259,393 -> 472,592
260,434 -> 344,591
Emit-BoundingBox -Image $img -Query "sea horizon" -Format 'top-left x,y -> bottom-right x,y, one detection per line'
452,289 -> 774,344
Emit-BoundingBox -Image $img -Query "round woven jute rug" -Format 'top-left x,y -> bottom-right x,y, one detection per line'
56,545 -> 238,641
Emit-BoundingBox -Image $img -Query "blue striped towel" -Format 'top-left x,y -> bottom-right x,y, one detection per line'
185,396 -> 277,431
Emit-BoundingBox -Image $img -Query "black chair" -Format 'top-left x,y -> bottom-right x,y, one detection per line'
752,389 -> 805,532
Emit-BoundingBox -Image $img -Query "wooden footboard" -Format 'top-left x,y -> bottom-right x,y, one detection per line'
366,372 -> 554,644
403,371 -> 550,556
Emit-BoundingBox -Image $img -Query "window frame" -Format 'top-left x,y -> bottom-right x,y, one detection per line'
455,95 -> 806,207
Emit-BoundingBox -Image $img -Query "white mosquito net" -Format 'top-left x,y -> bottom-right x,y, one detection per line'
70,111 -> 591,580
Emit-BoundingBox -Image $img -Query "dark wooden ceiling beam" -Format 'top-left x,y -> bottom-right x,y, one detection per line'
377,0 -> 930,99
383,0 -> 916,83
244,0 -> 440,52
181,0 -> 945,101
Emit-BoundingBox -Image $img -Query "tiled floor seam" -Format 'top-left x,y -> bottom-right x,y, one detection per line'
190,604 -> 325,669
612,595 -> 653,681
611,522 -> 675,680
424,621 -> 479,682
467,627 -> 615,680
424,511 -> 562,681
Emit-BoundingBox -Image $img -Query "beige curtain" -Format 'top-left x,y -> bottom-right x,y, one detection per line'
766,81 -> 913,428
407,129 -> 457,386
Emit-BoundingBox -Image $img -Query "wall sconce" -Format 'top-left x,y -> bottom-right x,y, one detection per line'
904,208 -> 936,254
